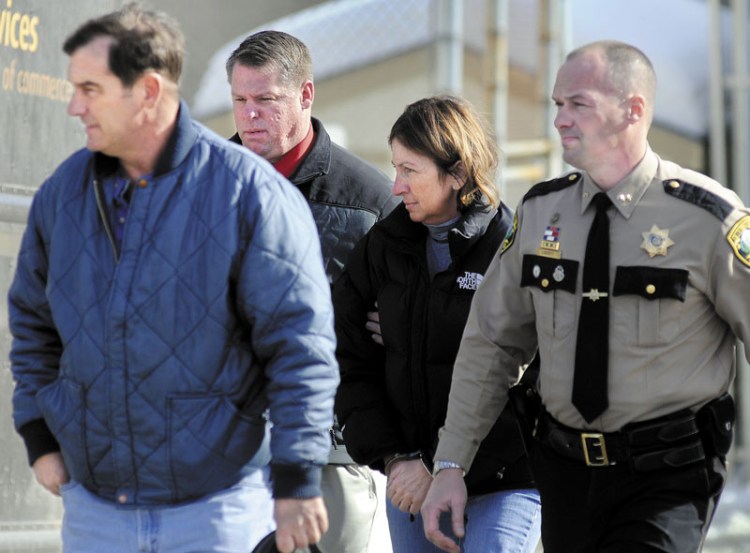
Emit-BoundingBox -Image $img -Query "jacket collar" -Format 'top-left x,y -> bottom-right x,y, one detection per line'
93,100 -> 198,179
290,117 -> 330,184
380,200 -> 499,259
580,147 -> 657,220
227,117 -> 330,186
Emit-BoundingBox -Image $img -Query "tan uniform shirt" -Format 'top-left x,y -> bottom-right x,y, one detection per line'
436,149 -> 750,470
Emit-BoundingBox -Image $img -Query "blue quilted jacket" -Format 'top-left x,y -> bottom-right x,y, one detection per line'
8,103 -> 339,505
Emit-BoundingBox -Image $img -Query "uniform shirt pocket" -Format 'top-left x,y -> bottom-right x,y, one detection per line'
521,255 -> 579,339
613,266 -> 689,345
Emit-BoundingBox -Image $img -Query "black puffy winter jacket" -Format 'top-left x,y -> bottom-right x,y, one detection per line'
334,201 -> 534,495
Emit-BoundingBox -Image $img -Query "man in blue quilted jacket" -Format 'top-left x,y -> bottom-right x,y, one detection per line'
7,4 -> 338,553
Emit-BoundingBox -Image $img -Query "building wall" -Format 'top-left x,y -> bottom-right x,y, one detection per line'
149,0 -> 327,106
0,3 -> 121,548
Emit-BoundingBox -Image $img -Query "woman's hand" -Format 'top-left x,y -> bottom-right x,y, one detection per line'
386,458 -> 432,514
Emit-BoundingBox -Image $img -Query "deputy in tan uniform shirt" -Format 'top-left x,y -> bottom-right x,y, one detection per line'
422,40 -> 750,553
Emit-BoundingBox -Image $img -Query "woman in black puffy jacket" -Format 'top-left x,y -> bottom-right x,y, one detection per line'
334,95 -> 541,553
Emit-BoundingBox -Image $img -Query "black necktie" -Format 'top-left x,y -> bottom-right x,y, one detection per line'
572,192 -> 611,422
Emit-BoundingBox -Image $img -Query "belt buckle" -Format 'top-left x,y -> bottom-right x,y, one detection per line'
581,433 -> 610,467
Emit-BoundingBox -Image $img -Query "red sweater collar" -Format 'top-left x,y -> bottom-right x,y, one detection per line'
273,124 -> 315,178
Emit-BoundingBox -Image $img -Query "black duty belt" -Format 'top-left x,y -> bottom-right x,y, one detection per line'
534,409 -> 706,471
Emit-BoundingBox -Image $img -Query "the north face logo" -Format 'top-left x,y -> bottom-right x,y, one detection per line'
457,271 -> 483,290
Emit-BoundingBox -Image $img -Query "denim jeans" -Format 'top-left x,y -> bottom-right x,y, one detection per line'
387,488 -> 541,553
61,468 -> 274,552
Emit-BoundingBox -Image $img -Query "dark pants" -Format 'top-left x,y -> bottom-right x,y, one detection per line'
530,436 -> 726,552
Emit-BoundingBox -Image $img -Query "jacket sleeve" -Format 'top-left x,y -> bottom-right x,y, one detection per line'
332,232 -> 402,471
8,181 -> 63,465
435,203 -> 537,471
236,166 -> 339,499
709,206 -> 750,360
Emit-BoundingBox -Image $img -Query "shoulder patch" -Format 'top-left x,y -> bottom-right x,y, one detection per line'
499,211 -> 518,256
727,215 -> 750,268
662,179 -> 733,221
522,172 -> 581,203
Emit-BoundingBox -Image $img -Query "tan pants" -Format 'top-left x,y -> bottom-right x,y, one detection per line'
318,464 -> 382,553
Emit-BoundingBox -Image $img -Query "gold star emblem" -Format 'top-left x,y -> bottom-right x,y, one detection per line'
641,225 -> 674,257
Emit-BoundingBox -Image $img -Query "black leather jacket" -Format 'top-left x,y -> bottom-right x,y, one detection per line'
232,118 -> 398,284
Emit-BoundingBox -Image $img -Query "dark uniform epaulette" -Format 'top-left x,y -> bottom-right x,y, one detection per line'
499,173 -> 581,256
522,172 -> 581,203
662,179 -> 733,221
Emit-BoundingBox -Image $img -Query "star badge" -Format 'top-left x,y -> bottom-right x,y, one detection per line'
641,225 -> 675,257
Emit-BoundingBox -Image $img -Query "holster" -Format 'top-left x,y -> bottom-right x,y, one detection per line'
696,392 -> 735,458
507,354 -> 541,455
327,416 -> 356,465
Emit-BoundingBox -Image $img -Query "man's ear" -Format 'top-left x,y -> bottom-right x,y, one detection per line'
141,71 -> 163,107
301,80 -> 314,110
628,94 -> 646,122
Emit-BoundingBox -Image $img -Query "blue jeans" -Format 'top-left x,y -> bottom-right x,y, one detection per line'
387,488 -> 541,553
61,468 -> 274,552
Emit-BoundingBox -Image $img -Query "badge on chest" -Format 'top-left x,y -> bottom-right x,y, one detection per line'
640,225 -> 674,257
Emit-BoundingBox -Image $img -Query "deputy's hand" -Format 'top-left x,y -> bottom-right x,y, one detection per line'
366,303 -> 383,346
274,497 -> 328,553
386,458 -> 432,514
32,452 -> 69,496
421,469 -> 467,553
